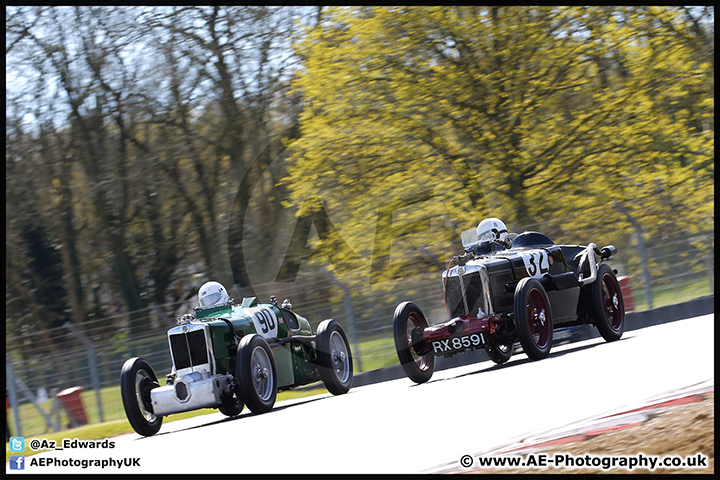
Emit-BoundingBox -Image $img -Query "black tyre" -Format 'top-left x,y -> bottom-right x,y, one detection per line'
218,400 -> 244,417
393,301 -> 435,384
236,334 -> 277,414
514,277 -> 553,360
316,319 -> 353,395
218,377 -> 245,417
590,263 -> 625,342
120,357 -> 162,437
486,340 -> 514,364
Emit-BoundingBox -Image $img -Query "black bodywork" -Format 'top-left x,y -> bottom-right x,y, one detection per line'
393,230 -> 626,384
447,231 -> 615,328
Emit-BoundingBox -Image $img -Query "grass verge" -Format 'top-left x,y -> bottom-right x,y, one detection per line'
6,384 -> 329,461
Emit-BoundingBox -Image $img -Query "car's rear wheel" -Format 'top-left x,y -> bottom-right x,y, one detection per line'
316,319 -> 354,395
120,357 -> 162,437
236,334 -> 277,414
591,263 -> 625,342
514,277 -> 553,360
486,340 -> 514,364
393,301 -> 435,384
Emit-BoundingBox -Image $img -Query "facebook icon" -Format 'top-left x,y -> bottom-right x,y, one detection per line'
9,455 -> 25,470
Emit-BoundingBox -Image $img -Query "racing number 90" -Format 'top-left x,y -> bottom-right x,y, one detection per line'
255,308 -> 275,334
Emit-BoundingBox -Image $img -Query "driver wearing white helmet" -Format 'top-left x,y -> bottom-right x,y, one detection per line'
197,281 -> 230,308
476,217 -> 517,248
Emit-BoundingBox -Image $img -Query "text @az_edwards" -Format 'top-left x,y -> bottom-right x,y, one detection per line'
29,438 -> 115,451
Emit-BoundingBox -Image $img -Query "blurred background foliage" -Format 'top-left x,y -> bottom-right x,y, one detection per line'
5,6 -> 713,390
287,6 -> 713,284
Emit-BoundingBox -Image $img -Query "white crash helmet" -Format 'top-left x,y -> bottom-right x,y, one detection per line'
197,281 -> 230,308
476,218 -> 509,243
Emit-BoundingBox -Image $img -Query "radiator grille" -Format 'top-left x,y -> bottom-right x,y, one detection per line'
170,329 -> 209,370
444,270 -> 486,318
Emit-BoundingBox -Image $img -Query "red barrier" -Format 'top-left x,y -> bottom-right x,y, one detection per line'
617,275 -> 635,313
56,386 -> 88,428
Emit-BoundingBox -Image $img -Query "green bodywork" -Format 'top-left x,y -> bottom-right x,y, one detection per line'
193,297 -> 317,389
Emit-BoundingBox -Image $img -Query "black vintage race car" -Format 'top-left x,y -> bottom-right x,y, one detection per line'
392,229 -> 625,383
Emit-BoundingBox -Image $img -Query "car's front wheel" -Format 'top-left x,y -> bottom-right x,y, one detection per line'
236,334 -> 277,414
120,357 -> 162,437
218,400 -> 245,417
514,277 -> 553,360
486,339 -> 514,364
393,301 -> 435,384
590,263 -> 625,342
316,319 -> 354,395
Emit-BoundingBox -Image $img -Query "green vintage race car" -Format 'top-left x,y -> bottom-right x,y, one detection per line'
120,283 -> 353,436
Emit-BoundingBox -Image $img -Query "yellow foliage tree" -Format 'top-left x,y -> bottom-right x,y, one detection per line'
284,6 -> 713,289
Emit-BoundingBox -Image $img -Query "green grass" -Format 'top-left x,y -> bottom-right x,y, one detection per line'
6,384 -> 329,461
629,278 -> 713,312
5,338 -> 400,445
352,336 -> 397,372
7,353 -> 383,452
